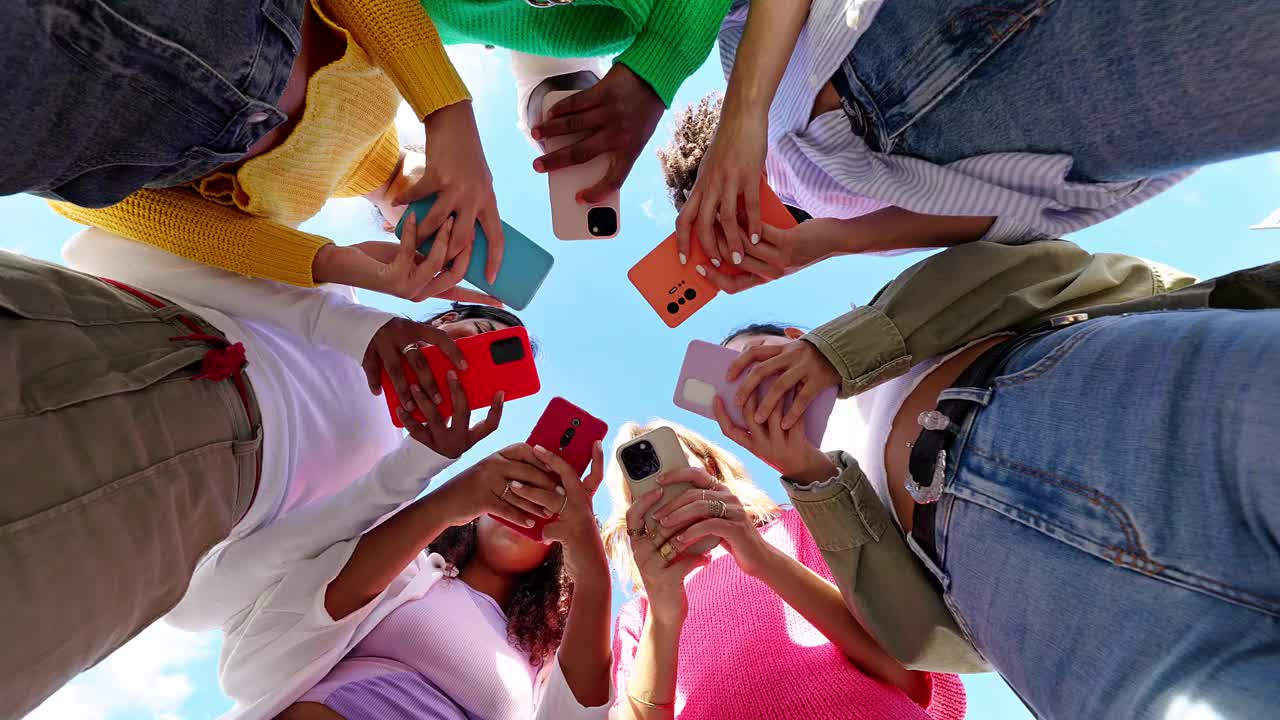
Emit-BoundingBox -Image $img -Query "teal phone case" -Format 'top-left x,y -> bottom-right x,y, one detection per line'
394,196 -> 554,310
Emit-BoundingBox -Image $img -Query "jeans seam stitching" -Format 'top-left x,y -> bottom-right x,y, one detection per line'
992,317 -> 1118,388
968,446 -> 1154,564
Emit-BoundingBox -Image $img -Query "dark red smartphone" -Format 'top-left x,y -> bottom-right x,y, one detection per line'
491,397 -> 609,541
381,326 -> 540,428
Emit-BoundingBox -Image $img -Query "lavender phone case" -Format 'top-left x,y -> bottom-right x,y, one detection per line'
673,340 -> 837,445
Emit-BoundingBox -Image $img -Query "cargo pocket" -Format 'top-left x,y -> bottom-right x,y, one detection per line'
0,254 -> 209,418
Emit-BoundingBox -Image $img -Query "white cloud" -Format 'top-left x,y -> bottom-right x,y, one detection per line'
640,198 -> 657,219
26,623 -> 215,720
639,195 -> 676,229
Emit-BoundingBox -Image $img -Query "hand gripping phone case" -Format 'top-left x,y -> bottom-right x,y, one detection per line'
395,195 -> 554,310
616,427 -> 719,555
542,89 -> 621,240
673,339 -> 837,445
627,175 -> 799,327
491,397 -> 609,541
380,326 -> 540,427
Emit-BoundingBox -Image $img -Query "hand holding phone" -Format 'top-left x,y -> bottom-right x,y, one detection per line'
395,196 -> 554,310
540,88 -> 621,240
673,340 -> 836,445
381,326 -> 540,427
490,397 -> 609,541
628,175 -> 798,327
616,427 -> 719,555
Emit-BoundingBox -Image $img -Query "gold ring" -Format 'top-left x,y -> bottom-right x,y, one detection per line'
658,542 -> 678,562
627,525 -> 647,539
711,499 -> 728,519
557,495 -> 569,515
499,481 -> 512,500
402,342 -> 421,355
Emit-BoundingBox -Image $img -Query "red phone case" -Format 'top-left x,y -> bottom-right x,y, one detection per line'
628,175 -> 798,328
491,397 -> 609,540
381,326 -> 541,427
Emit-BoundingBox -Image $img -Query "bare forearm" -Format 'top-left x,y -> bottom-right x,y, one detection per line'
751,545 -> 931,704
835,207 -> 996,254
723,0 -> 808,115
324,491 -> 458,620
620,615 -> 683,720
555,571 -> 613,708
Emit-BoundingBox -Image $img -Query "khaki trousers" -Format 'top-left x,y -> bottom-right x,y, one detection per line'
0,253 -> 261,718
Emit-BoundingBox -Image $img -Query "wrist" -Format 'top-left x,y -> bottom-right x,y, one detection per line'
784,453 -> 838,487
646,599 -> 687,628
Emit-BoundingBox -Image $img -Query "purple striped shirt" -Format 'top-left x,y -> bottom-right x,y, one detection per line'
719,0 -> 1192,243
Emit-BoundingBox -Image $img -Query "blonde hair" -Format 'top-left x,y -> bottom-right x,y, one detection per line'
601,418 -> 781,593
656,93 -> 723,212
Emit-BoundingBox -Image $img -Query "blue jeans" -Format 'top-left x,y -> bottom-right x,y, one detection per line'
846,0 -> 1280,181
0,0 -> 304,207
932,309 -> 1280,720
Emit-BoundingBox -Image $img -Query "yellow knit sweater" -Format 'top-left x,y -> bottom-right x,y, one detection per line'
50,0 -> 468,287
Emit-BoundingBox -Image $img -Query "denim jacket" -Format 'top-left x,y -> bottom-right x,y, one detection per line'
786,240 -> 1280,672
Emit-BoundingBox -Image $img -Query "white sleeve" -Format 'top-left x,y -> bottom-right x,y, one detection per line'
510,51 -> 608,145
532,656 -> 614,720
62,228 -> 394,362
166,436 -> 454,631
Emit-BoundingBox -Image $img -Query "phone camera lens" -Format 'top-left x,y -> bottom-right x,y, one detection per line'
620,441 -> 661,480
587,206 -> 618,237
571,418 -> 581,427
560,427 -> 576,447
684,288 -> 697,301
666,302 -> 680,314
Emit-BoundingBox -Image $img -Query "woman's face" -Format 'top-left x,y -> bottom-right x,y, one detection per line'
724,328 -> 802,354
474,515 -> 555,575
430,313 -> 511,341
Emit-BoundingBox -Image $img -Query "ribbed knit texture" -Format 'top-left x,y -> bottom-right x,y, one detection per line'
50,0 -> 466,287
611,509 -> 967,720
420,0 -> 734,106
325,0 -> 470,119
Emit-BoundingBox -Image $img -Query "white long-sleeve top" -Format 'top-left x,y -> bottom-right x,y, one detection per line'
62,229 -> 610,720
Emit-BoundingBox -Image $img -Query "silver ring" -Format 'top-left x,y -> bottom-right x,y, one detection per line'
402,343 -> 422,355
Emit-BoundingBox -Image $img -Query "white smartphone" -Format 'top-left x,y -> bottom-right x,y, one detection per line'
539,88 -> 621,240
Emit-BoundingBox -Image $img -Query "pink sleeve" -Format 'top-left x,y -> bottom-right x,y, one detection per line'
924,673 -> 968,720
785,508 -> 969,719
610,598 -> 647,709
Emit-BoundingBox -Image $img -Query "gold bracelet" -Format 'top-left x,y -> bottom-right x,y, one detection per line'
627,690 -> 675,710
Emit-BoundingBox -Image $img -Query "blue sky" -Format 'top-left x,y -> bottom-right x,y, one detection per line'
11,45 -> 1278,720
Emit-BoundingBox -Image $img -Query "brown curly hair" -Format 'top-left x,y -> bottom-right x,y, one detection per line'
428,521 -> 572,667
657,93 -> 723,212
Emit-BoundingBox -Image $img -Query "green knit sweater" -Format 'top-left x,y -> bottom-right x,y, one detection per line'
420,0 -> 734,106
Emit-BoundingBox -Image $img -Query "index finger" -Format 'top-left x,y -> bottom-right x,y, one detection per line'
548,86 -> 603,118
624,487 -> 664,532
743,181 -> 762,247
583,441 -> 605,496
422,325 -> 468,373
478,206 -> 504,285
727,343 -> 783,381
656,466 -> 717,488
674,196 -> 699,266
444,369 -> 469,430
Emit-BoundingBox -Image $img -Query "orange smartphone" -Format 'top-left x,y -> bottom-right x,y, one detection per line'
627,175 -> 797,328
542,88 -> 620,240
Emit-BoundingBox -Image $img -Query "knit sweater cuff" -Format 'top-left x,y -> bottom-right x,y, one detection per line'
321,0 -> 471,120
337,125 -> 402,198
616,0 -> 734,106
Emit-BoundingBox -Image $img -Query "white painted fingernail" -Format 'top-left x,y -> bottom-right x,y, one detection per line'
695,265 -> 707,277
525,519 -> 535,527
679,253 -> 687,265
512,481 -> 524,489
732,252 -> 742,265
711,258 -> 721,268
555,486 -> 566,495
750,233 -> 760,245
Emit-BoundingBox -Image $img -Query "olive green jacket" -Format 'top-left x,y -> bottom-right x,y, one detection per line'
785,240 -> 1280,672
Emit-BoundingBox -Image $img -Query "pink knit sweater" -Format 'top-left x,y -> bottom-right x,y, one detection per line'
611,508 -> 967,720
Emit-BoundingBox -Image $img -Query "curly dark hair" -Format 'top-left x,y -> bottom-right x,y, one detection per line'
657,93 -> 723,213
428,521 -> 572,666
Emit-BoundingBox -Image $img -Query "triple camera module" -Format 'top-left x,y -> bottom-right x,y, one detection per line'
666,287 -> 698,315
619,439 -> 661,480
